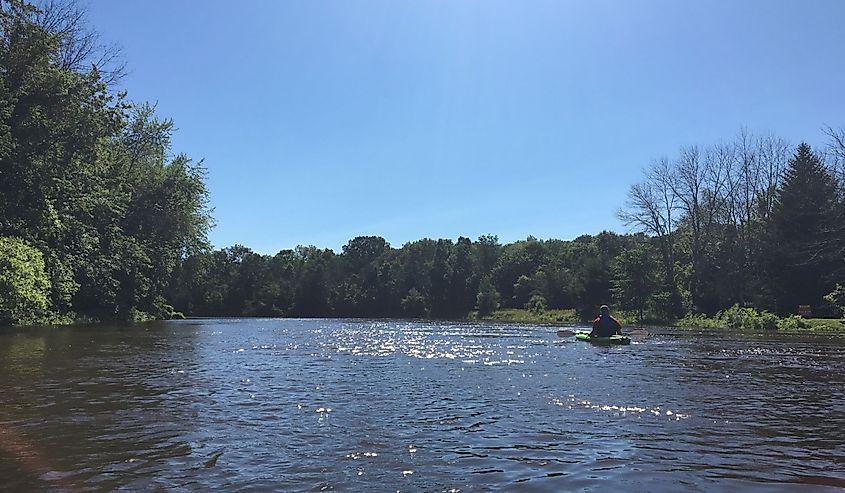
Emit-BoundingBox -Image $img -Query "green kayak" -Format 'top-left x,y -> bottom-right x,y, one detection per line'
575,332 -> 631,345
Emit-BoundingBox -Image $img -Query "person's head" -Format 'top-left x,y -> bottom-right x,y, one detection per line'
600,304 -> 610,315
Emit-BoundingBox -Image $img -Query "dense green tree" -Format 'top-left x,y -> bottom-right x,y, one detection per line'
569,233 -> 626,318
446,236 -> 475,315
334,236 -> 392,316
611,239 -> 659,320
69,107 -> 210,320
473,235 -> 500,274
167,251 -> 215,316
1,0 -> 122,315
475,275 -> 500,316
394,239 -> 432,315
492,237 -> 544,307
768,143 -> 840,315
292,246 -> 334,317
401,287 -> 427,318
427,239 -> 452,317
513,274 -> 539,308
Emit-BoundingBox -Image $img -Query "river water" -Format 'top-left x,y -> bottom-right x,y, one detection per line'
0,319 -> 843,492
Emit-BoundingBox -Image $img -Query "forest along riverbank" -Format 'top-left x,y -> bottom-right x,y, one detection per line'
0,319 -> 843,492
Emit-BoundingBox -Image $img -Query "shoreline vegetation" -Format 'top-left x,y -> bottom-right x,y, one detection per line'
1,1 -> 844,330
471,308 -> 845,334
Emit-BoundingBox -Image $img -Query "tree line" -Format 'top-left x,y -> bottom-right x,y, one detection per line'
167,233 -> 650,320
168,129 -> 845,321
167,129 -> 845,323
2,0 -> 843,326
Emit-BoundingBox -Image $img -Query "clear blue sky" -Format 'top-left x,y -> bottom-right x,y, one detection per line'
87,0 -> 845,254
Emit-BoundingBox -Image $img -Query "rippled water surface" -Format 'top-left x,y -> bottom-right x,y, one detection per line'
1,319 -> 843,492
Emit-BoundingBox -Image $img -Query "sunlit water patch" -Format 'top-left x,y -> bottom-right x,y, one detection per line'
324,320 -> 543,364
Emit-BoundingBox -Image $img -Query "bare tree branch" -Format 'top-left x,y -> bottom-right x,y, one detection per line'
823,125 -> 845,187
617,157 -> 678,287
755,133 -> 790,221
33,0 -> 126,86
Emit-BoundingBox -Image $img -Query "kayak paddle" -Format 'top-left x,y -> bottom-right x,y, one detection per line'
556,328 -> 649,337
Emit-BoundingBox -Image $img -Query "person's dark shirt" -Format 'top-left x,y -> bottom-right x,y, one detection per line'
590,314 -> 622,337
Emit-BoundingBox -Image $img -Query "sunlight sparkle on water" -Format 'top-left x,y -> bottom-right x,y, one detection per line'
345,452 -> 378,460
327,322 -> 522,362
552,396 -> 690,420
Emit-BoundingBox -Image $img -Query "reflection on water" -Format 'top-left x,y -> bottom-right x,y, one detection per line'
0,320 -> 843,492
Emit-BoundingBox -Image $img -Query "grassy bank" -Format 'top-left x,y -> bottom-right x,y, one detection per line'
775,318 -> 845,333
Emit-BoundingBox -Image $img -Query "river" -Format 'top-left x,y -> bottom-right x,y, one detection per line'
1,319 -> 843,492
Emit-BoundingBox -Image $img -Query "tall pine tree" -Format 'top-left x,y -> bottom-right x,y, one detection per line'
767,143 -> 840,315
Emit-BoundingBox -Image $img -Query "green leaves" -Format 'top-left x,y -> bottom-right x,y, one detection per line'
0,237 -> 51,325
611,240 -> 660,321
475,275 -> 499,316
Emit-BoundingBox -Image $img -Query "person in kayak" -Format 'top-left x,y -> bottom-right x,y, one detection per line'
590,304 -> 623,337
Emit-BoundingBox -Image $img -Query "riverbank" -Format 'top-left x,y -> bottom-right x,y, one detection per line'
6,307 -> 843,334
771,317 -> 845,333
471,308 -> 659,326
468,308 -> 580,324
473,308 -> 845,334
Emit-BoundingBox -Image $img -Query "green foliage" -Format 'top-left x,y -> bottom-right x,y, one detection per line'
401,288 -> 427,318
719,305 -> 778,331
756,311 -> 779,331
0,237 -> 51,325
526,294 -> 547,313
612,239 -> 660,320
0,2 -> 210,325
823,284 -> 845,317
475,276 -> 500,316
719,305 -> 758,329
777,315 -> 808,331
492,237 -> 545,306
801,318 -> 845,332
676,310 -> 838,332
678,305 -> 781,331
675,312 -> 726,329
